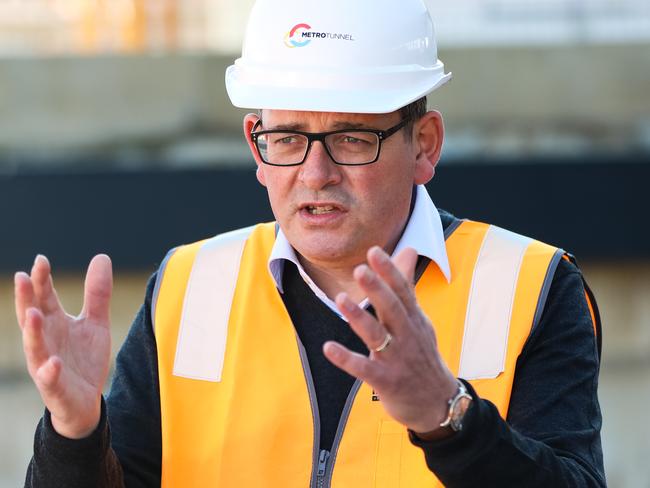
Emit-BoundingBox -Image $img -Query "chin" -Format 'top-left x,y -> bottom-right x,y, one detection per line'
294,236 -> 361,264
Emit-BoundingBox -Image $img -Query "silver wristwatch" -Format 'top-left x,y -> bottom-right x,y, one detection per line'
439,380 -> 473,432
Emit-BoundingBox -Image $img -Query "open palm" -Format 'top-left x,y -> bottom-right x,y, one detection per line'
15,255 -> 113,439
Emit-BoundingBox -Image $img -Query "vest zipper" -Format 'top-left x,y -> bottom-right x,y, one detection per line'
320,379 -> 363,486
316,449 -> 331,488
293,336 -> 363,487
293,335 -> 323,488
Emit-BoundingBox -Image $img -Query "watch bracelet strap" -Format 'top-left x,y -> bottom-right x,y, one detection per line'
439,379 -> 472,430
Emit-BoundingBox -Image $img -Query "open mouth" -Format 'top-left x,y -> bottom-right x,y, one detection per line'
306,205 -> 337,215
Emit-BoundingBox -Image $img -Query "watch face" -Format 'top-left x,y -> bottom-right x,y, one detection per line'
450,395 -> 472,431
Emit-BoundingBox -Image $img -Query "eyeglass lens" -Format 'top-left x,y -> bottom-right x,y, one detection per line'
256,131 -> 380,165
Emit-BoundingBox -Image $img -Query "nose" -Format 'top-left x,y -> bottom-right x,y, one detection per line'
298,140 -> 342,190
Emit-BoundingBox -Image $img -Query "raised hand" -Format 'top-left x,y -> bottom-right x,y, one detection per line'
15,254 -> 113,439
323,246 -> 458,438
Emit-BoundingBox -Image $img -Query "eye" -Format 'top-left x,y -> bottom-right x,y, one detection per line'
270,135 -> 299,145
343,136 -> 364,144
337,133 -> 375,145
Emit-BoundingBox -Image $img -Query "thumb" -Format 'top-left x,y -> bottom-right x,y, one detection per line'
393,247 -> 418,285
81,254 -> 113,325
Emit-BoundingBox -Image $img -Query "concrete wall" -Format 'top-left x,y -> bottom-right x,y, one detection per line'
0,55 -> 244,151
0,44 -> 648,160
1,262 -> 649,486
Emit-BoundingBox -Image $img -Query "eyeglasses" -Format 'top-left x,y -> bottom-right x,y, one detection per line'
250,118 -> 411,166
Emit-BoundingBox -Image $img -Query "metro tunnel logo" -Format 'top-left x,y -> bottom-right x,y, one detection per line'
284,23 -> 355,48
285,23 -> 312,48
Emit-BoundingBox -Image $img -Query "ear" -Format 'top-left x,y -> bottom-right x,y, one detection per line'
243,113 -> 267,187
412,111 -> 444,186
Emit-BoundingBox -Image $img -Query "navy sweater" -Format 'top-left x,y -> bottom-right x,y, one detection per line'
25,210 -> 606,487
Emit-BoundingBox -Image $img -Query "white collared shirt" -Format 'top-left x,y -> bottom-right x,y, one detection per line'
268,185 -> 451,318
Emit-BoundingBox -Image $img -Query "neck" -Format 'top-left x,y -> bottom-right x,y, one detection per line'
296,225 -> 405,304
297,255 -> 366,303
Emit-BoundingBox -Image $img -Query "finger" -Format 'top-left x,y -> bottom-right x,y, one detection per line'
35,356 -> 63,394
31,255 -> 63,316
336,292 -> 392,353
367,246 -> 418,312
14,272 -> 36,330
393,247 -> 418,285
354,264 -> 410,335
23,308 -> 51,373
323,341 -> 382,385
81,254 -> 113,325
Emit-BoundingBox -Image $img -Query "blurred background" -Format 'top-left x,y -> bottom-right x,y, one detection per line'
0,0 -> 649,486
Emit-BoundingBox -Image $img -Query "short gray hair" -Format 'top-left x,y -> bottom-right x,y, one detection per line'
398,96 -> 428,140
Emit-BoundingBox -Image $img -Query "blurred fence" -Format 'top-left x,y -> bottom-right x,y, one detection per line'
1,0 -> 649,57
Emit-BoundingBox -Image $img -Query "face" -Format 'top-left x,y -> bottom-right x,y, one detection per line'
244,109 -> 443,270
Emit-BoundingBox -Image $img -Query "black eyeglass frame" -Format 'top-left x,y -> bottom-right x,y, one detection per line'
250,117 -> 412,167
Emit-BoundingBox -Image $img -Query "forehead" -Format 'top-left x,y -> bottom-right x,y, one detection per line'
260,109 -> 400,130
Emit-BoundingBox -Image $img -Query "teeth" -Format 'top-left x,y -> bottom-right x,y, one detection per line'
308,205 -> 335,215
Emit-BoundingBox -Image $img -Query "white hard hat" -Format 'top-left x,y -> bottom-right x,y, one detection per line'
225,0 -> 451,114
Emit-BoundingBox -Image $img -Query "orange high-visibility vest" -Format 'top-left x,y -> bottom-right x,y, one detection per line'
153,220 -> 565,487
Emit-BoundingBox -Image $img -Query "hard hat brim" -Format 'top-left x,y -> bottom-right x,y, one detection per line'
225,61 -> 452,114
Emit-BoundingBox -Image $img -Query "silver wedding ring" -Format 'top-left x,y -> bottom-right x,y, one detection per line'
373,332 -> 393,353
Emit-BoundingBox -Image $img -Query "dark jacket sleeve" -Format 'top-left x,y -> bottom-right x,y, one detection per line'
106,272 -> 162,487
25,401 -> 123,488
411,258 -> 606,487
25,273 -> 162,488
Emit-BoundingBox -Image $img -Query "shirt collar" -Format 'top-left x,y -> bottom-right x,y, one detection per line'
268,184 -> 451,293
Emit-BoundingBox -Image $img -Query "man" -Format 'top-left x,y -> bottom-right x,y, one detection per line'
16,0 -> 605,486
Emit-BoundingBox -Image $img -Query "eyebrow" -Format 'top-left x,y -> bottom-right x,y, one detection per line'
264,121 -> 375,131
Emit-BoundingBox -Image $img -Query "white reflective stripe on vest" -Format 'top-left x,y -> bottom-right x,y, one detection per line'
172,223 -> 532,383
458,225 -> 532,380
173,226 -> 255,382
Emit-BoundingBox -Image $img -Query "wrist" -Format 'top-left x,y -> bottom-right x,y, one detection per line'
411,379 -> 473,442
411,424 -> 456,442
50,402 -> 101,440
